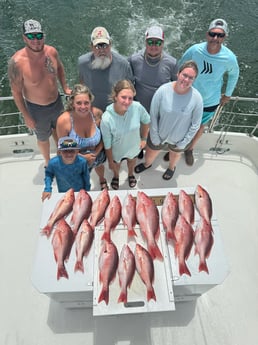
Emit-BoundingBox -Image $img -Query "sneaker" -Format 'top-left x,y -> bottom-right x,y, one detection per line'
184,150 -> 194,166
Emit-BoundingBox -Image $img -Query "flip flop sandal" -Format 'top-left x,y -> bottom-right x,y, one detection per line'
111,177 -> 119,190
128,175 -> 137,188
162,167 -> 176,180
134,163 -> 152,174
100,179 -> 109,190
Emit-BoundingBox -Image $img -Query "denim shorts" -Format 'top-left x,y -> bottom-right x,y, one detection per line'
87,149 -> 106,171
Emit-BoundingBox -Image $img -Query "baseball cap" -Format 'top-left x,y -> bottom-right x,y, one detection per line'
58,137 -> 79,151
23,19 -> 43,34
208,19 -> 229,35
145,25 -> 164,41
91,27 -> 111,46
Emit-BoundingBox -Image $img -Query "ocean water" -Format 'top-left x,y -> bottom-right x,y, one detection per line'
0,0 -> 257,98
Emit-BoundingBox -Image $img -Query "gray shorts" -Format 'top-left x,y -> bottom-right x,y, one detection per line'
26,94 -> 64,141
147,133 -> 191,153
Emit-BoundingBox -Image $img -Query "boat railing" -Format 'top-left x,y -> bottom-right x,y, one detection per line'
0,94 -> 258,137
207,96 -> 258,137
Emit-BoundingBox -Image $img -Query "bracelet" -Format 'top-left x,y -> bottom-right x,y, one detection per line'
141,137 -> 147,141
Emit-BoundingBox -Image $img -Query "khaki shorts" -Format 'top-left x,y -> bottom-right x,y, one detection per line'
147,133 -> 192,153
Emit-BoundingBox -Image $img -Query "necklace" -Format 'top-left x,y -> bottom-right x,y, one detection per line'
144,53 -> 163,67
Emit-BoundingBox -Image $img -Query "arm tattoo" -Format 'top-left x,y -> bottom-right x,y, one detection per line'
8,59 -> 21,84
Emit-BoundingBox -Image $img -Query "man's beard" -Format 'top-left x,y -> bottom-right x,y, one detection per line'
91,56 -> 112,70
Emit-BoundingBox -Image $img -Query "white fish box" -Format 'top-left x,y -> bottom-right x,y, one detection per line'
166,187 -> 230,302
93,223 -> 175,316
31,192 -> 94,308
31,187 -> 229,311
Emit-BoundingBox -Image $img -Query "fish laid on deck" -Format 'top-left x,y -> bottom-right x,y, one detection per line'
51,218 -> 74,280
74,219 -> 94,273
98,240 -> 119,305
41,188 -> 75,238
136,191 -> 163,261
117,244 -> 136,304
70,189 -> 92,235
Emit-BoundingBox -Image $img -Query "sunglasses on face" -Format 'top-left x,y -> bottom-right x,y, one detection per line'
146,39 -> 163,47
25,33 -> 44,40
95,43 -> 109,50
208,31 -> 225,38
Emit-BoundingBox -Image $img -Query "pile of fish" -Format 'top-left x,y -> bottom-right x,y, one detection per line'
162,185 -> 214,276
40,184 -> 214,305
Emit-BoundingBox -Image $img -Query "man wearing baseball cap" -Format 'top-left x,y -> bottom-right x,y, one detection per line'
8,19 -> 71,167
129,24 -> 178,158
78,26 -> 133,111
163,18 -> 239,166
129,25 -> 178,114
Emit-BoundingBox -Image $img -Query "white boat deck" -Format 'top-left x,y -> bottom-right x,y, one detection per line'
0,132 -> 257,345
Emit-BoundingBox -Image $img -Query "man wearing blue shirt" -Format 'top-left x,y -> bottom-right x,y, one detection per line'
164,18 -> 239,165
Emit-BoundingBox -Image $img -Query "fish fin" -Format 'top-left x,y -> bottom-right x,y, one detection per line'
41,225 -> 52,238
199,261 -> 209,274
101,231 -> 111,242
98,287 -> 109,305
57,265 -> 69,280
74,260 -> 84,273
128,228 -> 137,238
147,287 -> 156,302
117,290 -> 127,304
179,262 -> 191,276
148,242 -> 163,261
166,230 -> 176,242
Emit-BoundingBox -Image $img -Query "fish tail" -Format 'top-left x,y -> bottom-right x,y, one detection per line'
179,261 -> 191,276
57,265 -> 69,280
74,260 -> 84,273
117,289 -> 127,304
147,286 -> 156,302
41,225 -> 52,238
128,228 -> 137,238
101,231 -> 111,242
149,242 -> 163,261
166,230 -> 176,242
199,260 -> 209,274
98,287 -> 109,305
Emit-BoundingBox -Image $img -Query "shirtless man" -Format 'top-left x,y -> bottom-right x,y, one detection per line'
8,19 -> 71,166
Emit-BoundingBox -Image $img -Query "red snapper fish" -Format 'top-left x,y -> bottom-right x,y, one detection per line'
122,194 -> 137,238
161,192 -> 179,242
41,188 -> 75,238
178,189 -> 195,225
194,216 -> 214,274
70,189 -> 92,235
136,191 -> 163,261
117,244 -> 136,304
195,185 -> 213,223
51,218 -> 74,280
174,214 -> 194,276
135,244 -> 156,302
98,241 -> 119,305
89,189 -> 110,228
102,195 -> 122,242
74,219 -> 94,273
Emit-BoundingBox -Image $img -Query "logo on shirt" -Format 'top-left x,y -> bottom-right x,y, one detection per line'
200,61 -> 213,74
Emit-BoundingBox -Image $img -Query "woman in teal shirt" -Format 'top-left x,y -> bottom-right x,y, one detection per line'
100,80 -> 150,190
